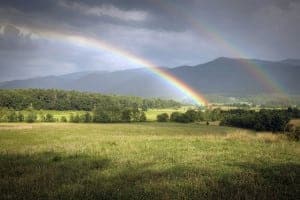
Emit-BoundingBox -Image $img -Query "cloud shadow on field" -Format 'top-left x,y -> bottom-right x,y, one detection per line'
0,152 -> 299,200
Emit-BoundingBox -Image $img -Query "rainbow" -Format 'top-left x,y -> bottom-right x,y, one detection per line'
154,1 -> 286,95
26,28 -> 208,106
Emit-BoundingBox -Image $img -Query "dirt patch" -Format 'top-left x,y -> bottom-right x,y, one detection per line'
290,119 -> 300,127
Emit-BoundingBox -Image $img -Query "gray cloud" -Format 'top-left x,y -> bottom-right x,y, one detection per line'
0,0 -> 299,81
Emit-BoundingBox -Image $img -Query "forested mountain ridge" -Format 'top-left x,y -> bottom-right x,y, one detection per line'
0,57 -> 299,98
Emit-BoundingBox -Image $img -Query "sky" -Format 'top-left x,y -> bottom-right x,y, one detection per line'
0,0 -> 299,81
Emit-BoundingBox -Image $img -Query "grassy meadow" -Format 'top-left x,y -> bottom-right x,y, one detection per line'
0,122 -> 299,199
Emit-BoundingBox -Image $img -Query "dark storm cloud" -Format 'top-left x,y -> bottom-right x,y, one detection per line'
0,0 -> 299,81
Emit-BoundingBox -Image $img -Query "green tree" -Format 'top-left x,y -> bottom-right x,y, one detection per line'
139,112 -> 147,122
121,109 -> 132,122
93,110 -> 111,123
157,113 -> 169,122
185,109 -> 198,122
170,112 -> 181,122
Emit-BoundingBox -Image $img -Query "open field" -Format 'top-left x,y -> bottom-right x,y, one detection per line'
0,123 -> 299,200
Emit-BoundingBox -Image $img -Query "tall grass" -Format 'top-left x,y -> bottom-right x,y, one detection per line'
0,123 -> 299,199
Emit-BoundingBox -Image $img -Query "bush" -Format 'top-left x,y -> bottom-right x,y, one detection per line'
60,116 -> 68,122
7,111 -> 18,122
132,110 -> 147,122
17,113 -> 24,122
157,113 -> 169,122
25,112 -> 37,123
121,109 -> 131,122
184,109 -> 198,122
285,125 -> 300,141
93,110 -> 112,123
43,113 -> 55,122
70,114 -> 80,123
139,112 -> 147,122
286,129 -> 300,141
80,112 -> 92,123
170,112 -> 191,123
170,112 -> 181,122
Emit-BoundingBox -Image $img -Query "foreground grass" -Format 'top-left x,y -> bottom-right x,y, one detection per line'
0,123 -> 299,200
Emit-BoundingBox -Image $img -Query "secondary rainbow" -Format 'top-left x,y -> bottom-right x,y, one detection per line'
154,1 -> 285,95
28,28 -> 208,106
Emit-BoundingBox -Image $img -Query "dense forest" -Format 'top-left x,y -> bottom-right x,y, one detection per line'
0,89 -> 182,110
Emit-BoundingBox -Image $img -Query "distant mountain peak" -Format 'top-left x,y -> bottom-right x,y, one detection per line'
212,57 -> 233,62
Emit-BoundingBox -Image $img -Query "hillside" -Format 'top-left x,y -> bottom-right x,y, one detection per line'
1,57 -> 299,98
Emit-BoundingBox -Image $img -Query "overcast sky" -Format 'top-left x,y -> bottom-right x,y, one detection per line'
0,0 -> 299,81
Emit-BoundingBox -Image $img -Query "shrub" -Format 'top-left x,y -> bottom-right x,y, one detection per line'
170,112 -> 181,122
93,110 -> 112,123
157,113 -> 169,122
286,128 -> 300,141
60,116 -> 68,122
139,112 -> 147,122
80,112 -> 92,123
170,112 -> 191,123
121,109 -> 132,122
70,114 -> 80,123
17,112 -> 24,122
25,112 -> 37,123
132,110 -> 147,122
285,124 -> 300,141
184,109 -> 198,122
7,111 -> 18,122
43,113 -> 55,122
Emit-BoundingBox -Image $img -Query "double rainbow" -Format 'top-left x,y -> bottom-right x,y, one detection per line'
31,29 -> 209,106
154,1 -> 285,96
12,1 -> 287,106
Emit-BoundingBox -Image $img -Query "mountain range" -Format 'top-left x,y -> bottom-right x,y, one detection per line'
1,57 -> 299,99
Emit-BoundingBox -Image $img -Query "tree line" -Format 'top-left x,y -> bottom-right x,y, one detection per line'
0,89 -> 182,111
157,107 -> 300,133
219,109 -> 291,132
156,108 -> 224,123
0,107 -> 146,123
